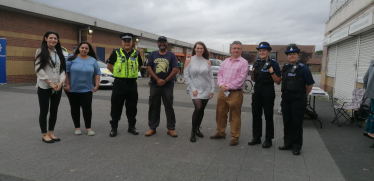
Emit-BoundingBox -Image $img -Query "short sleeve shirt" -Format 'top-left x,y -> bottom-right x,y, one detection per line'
66,56 -> 101,93
147,51 -> 178,88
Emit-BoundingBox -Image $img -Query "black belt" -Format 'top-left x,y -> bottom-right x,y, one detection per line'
255,83 -> 273,87
115,78 -> 137,84
229,89 -> 242,92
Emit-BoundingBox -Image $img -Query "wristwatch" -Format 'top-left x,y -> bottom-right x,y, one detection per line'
163,79 -> 167,82
270,72 -> 275,75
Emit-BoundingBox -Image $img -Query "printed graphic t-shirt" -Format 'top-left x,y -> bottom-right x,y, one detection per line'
147,51 -> 178,88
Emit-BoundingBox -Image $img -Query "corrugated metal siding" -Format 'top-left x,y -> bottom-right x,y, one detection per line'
357,31 -> 374,83
327,45 -> 337,77
334,37 -> 358,100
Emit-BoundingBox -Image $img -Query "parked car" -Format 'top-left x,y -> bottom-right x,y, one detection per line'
209,59 -> 222,76
97,61 -> 114,87
97,61 -> 141,87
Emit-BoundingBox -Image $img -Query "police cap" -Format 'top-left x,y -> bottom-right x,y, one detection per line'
285,45 -> 300,55
119,33 -> 133,41
256,42 -> 272,51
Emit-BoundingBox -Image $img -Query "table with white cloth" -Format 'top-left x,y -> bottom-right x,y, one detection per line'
307,87 -> 329,129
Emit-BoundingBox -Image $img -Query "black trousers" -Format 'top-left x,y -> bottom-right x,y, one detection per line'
110,79 -> 138,127
281,92 -> 307,150
37,87 -> 62,133
65,91 -> 93,129
251,84 -> 275,140
148,86 -> 176,130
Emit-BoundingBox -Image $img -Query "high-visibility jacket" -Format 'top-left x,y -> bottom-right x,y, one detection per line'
113,48 -> 139,78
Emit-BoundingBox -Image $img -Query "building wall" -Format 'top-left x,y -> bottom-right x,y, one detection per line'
0,9 -> 77,84
90,29 -> 122,60
307,65 -> 321,73
325,0 -> 374,34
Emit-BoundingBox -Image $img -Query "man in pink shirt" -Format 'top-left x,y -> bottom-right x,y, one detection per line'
210,41 -> 249,146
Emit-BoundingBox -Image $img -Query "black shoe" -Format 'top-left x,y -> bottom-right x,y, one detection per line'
293,150 -> 301,155
262,139 -> 272,148
128,127 -> 139,135
196,127 -> 204,138
248,138 -> 261,145
42,138 -> 54,143
51,138 -> 61,142
109,129 -> 117,137
278,145 -> 293,150
364,132 -> 368,137
190,129 -> 196,142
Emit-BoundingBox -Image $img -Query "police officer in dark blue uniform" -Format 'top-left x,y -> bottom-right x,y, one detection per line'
279,45 -> 314,155
248,42 -> 281,148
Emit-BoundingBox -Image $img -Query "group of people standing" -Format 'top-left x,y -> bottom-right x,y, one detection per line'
35,31 -> 314,155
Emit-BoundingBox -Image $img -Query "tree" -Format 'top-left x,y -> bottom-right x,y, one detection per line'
316,50 -> 323,55
299,51 -> 312,64
288,43 -> 297,46
241,52 -> 256,64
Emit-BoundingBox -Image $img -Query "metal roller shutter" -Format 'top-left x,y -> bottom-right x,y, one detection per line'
334,37 -> 358,100
357,31 -> 374,83
327,45 -> 337,77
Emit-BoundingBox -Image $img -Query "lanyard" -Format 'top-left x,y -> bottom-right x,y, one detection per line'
54,52 -> 57,65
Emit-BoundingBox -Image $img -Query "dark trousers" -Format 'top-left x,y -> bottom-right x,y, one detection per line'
251,84 -> 275,140
110,79 -> 138,127
65,91 -> 93,129
37,87 -> 62,133
281,92 -> 307,150
148,86 -> 176,130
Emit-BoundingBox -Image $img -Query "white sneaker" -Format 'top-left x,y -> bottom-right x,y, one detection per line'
86,130 -> 95,136
74,130 -> 82,135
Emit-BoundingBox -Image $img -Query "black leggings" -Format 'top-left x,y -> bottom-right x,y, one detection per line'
65,91 -> 93,129
37,87 -> 62,133
191,99 -> 209,129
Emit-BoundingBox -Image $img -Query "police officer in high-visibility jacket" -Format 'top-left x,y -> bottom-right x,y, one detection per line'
279,45 -> 314,155
248,42 -> 281,149
107,33 -> 142,137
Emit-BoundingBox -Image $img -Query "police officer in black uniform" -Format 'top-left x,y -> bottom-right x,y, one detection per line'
248,42 -> 281,148
279,45 -> 314,155
106,33 -> 142,137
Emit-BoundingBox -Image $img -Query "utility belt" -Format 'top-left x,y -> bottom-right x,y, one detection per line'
254,83 -> 274,87
115,78 -> 137,84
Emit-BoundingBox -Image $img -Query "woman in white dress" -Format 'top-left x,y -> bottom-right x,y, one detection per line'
184,41 -> 215,142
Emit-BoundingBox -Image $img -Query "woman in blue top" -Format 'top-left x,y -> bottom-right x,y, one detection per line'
64,42 -> 101,136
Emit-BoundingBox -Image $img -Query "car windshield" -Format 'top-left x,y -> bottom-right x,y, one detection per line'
97,61 -> 107,68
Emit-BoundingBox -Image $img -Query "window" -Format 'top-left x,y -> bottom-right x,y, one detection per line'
308,64 -> 313,68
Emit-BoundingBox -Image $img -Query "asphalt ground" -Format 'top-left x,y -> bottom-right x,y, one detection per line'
0,75 -> 371,181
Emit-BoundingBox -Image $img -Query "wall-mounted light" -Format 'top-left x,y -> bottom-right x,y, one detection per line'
88,26 -> 93,35
136,38 -> 139,42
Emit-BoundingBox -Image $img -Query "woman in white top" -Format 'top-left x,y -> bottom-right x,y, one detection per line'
35,31 -> 66,143
184,41 -> 215,142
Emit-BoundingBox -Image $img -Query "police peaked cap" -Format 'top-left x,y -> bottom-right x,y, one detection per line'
285,45 -> 300,55
256,42 -> 272,51
119,33 -> 134,41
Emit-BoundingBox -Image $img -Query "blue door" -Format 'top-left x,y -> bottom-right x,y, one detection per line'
0,39 -> 6,84
96,47 -> 105,62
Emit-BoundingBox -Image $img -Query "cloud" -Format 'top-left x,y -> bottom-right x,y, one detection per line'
31,0 -> 329,52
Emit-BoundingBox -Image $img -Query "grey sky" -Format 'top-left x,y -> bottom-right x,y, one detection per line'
31,0 -> 330,53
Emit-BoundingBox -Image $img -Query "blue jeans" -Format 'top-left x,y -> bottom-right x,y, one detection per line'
364,98 -> 374,133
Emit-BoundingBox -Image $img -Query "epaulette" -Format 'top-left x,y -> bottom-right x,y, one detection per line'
298,63 -> 305,67
256,58 -> 261,61
113,48 -> 120,52
271,59 -> 277,62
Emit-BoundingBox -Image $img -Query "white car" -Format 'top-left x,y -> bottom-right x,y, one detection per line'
209,59 -> 222,76
97,61 -> 142,87
97,61 -> 115,87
